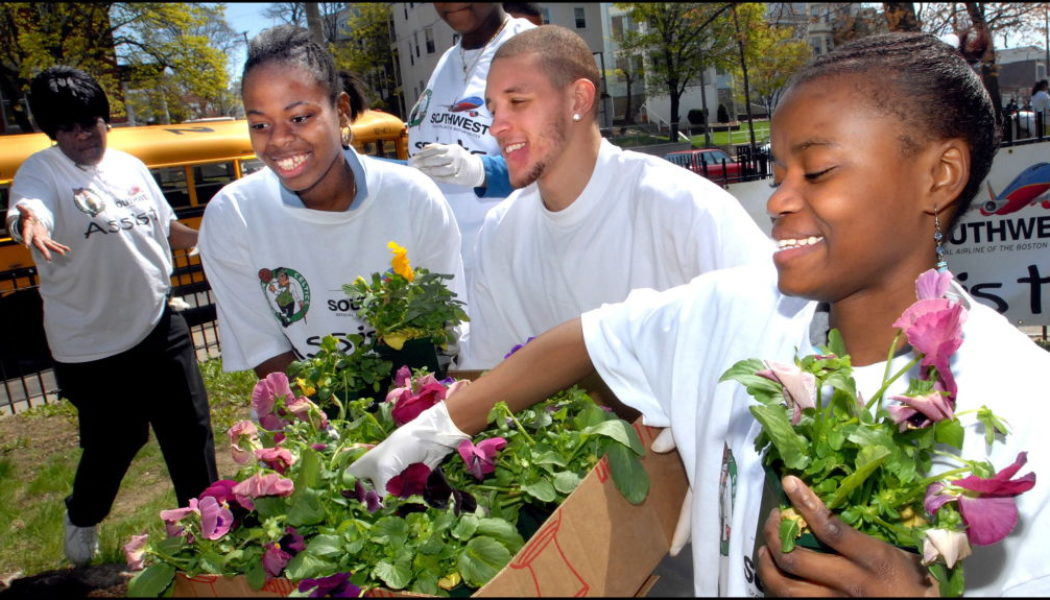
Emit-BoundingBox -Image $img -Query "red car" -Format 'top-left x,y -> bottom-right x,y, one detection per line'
663,148 -> 745,183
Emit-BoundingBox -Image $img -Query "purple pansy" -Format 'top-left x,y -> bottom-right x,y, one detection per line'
198,495 -> 234,540
458,437 -> 507,480
123,533 -> 149,571
297,572 -> 362,598
386,462 -> 431,498
255,446 -> 295,475
925,452 -> 1037,545
893,297 -> 965,398
346,480 -> 383,513
262,542 -> 293,578
504,336 -> 537,359
887,384 -> 954,431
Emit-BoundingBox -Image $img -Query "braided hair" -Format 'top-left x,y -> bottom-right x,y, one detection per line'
243,25 -> 342,106
788,32 -> 999,231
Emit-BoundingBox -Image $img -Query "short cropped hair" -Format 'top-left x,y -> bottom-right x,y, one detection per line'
28,66 -> 111,140
493,25 -> 600,115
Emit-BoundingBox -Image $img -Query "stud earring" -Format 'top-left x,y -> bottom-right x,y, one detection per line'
572,113 -> 581,122
934,211 -> 948,272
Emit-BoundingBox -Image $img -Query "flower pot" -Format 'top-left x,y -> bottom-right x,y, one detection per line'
376,337 -> 445,379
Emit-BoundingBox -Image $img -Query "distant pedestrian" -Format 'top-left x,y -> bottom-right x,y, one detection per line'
5,66 -> 218,567
1031,79 -> 1049,133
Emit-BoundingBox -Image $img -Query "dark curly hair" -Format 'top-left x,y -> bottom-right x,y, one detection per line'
788,32 -> 999,232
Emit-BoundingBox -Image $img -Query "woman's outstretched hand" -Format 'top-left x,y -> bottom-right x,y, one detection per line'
757,475 -> 938,597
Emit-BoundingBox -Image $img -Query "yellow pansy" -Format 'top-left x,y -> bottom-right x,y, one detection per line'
295,377 -> 316,397
438,572 -> 462,590
383,332 -> 408,351
387,241 -> 414,282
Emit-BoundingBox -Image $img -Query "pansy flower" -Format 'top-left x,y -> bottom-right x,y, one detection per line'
887,385 -> 954,431
458,437 -> 507,480
228,420 -> 260,465
388,241 -> 414,282
255,446 -> 295,475
925,452 -> 1037,545
262,542 -> 293,578
297,572 -> 362,598
893,298 -> 965,398
198,495 -> 234,540
252,372 -> 295,430
160,499 -> 199,539
756,360 -> 816,425
391,382 -> 447,426
922,528 -> 972,568
232,473 -> 295,511
343,480 -> 383,513
504,336 -> 537,359
386,462 -> 431,498
123,533 -> 149,571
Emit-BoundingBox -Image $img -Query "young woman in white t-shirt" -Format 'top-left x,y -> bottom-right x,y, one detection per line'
349,33 -> 1050,596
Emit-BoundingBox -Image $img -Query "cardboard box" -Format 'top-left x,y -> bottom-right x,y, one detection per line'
173,373 -> 688,597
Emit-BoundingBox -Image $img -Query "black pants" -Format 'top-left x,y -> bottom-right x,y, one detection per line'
55,306 -> 218,527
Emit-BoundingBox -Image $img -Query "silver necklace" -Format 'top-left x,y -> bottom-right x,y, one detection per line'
459,16 -> 509,82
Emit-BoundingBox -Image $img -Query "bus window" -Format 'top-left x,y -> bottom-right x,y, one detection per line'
0,186 -> 8,236
193,162 -> 235,205
240,158 -> 266,177
152,166 -> 190,209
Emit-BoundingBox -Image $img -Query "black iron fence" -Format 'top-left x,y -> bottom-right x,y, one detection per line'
0,248 -> 220,415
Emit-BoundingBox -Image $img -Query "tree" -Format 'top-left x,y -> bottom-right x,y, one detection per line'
330,4 -> 401,116
0,3 -> 229,131
262,2 -> 346,45
606,28 -> 644,125
883,2 -> 921,31
616,2 -> 737,141
730,9 -> 811,119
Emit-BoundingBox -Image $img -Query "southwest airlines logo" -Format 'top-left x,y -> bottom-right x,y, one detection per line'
448,96 -> 483,117
980,162 -> 1050,216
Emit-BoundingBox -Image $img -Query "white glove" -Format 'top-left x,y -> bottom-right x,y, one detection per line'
652,428 -> 692,556
347,401 -> 470,493
408,143 -> 486,188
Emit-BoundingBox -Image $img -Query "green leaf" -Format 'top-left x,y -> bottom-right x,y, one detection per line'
934,418 -> 965,449
582,420 -> 644,455
827,445 -> 891,509
778,516 -> 799,553
252,496 -> 287,521
373,560 -> 413,590
246,559 -> 266,591
284,551 -> 336,580
127,563 -> 176,598
605,442 -> 650,504
553,470 -> 582,495
452,513 -> 479,540
826,328 -> 847,357
287,487 -> 325,526
476,518 -> 525,553
523,478 -> 557,502
306,534 -> 343,559
458,536 -> 513,588
976,405 -> 1010,447
749,404 -> 811,471
372,516 -> 410,546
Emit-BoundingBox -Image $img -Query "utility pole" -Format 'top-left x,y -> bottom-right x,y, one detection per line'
731,5 -> 757,149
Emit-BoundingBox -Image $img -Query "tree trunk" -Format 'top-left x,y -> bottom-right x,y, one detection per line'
669,86 -> 681,142
732,6 -> 757,149
304,2 -> 324,45
699,67 -> 712,147
883,2 -> 921,31
624,73 -> 634,125
965,2 -> 1004,122
0,73 -> 34,133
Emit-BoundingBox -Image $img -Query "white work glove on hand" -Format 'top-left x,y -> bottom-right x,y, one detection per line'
408,143 -> 486,188
348,401 -> 470,494
652,428 -> 692,557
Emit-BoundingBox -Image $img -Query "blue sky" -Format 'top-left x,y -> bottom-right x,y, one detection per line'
221,3 -> 280,79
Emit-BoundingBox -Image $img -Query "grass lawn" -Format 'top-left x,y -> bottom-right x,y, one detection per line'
689,120 -> 770,148
0,358 -> 256,581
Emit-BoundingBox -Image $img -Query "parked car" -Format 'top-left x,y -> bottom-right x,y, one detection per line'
663,147 -> 746,183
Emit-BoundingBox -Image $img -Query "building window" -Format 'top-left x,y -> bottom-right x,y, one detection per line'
611,15 -> 623,38
409,42 -> 414,66
541,7 -> 551,24
414,31 -> 420,58
403,5 -> 407,20
425,27 -> 435,54
574,7 -> 586,29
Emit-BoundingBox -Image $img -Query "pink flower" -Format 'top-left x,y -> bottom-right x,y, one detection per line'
757,360 -> 817,425
263,542 -> 293,578
386,463 -> 431,498
160,499 -> 199,538
255,446 -> 296,475
915,269 -> 954,300
887,386 -> 954,431
892,298 -> 966,397
252,372 -> 294,421
391,383 -> 447,426
199,479 -> 239,506
229,420 -> 260,464
123,533 -> 149,571
198,496 -> 234,540
922,528 -> 972,568
392,365 -> 412,389
286,396 -> 328,429
232,473 -> 295,511
925,452 -> 1037,545
348,480 -> 383,512
458,437 -> 507,480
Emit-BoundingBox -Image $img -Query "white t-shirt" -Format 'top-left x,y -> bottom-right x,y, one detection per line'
456,139 -> 775,369
582,265 -> 1050,596
198,147 -> 465,372
406,16 -> 535,293
1031,90 -> 1050,116
6,146 -> 175,362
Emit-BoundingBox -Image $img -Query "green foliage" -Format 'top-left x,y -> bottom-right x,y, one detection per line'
330,3 -> 400,111
726,3 -> 811,116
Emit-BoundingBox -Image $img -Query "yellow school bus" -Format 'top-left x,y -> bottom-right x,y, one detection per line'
0,110 -> 408,273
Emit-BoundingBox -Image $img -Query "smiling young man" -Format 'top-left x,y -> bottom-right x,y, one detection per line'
456,25 -> 774,370
5,66 -> 217,567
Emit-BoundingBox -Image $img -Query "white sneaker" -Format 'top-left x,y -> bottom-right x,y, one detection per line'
64,513 -> 99,567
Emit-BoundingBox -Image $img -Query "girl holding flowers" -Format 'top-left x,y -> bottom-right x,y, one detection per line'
351,32 -> 1050,595
199,25 -> 465,378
